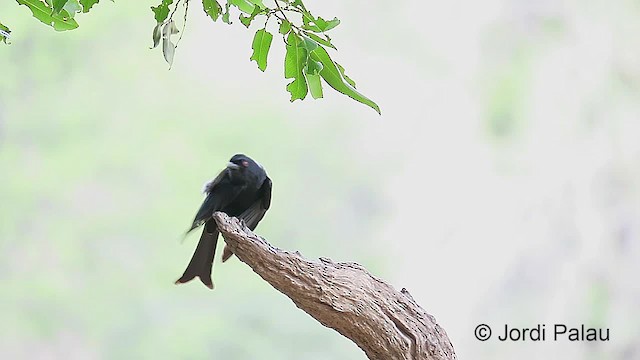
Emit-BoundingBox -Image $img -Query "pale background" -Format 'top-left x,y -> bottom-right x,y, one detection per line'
1,0 -> 638,359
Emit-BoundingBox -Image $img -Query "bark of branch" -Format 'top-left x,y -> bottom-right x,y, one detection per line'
212,212 -> 457,360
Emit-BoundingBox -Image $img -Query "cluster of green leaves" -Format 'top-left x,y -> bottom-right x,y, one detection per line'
151,0 -> 380,113
14,0 -> 101,32
8,0 -> 380,113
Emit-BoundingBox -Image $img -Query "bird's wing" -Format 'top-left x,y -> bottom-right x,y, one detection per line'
238,175 -> 272,231
187,172 -> 243,234
221,176 -> 272,262
202,167 -> 227,194
261,175 -> 272,210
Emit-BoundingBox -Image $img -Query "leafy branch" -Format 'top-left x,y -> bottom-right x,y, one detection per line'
151,0 -> 380,113
13,0 -> 100,32
8,0 -> 380,113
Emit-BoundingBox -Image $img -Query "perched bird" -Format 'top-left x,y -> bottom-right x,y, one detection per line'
175,154 -> 272,289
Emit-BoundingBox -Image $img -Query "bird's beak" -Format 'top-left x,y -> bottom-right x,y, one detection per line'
227,162 -> 240,170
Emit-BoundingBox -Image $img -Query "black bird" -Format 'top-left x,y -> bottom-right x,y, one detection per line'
175,154 -> 272,289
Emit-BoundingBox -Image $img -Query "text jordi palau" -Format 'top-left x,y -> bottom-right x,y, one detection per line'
498,324 -> 610,342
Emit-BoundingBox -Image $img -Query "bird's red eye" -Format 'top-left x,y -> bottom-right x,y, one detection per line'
242,160 -> 249,167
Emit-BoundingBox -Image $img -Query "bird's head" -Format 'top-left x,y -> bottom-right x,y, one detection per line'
227,154 -> 253,171
225,154 -> 266,185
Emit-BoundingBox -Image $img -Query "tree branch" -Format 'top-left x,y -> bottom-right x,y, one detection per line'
212,212 -> 457,360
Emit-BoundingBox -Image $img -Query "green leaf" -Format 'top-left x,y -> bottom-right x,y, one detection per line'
163,38 -> 175,66
290,0 -> 306,11
336,62 -> 355,87
284,32 -> 308,101
202,0 -> 222,21
310,46 -> 380,114
301,13 -> 340,32
306,73 -> 323,99
247,0 -> 265,8
17,0 -> 79,31
239,5 -> 262,28
302,36 -> 318,52
284,32 -> 305,78
305,59 -> 323,75
62,0 -> 81,18
319,17 -> 340,31
301,11 -> 321,32
318,17 -> 340,31
168,20 -> 179,34
151,23 -> 162,48
0,23 -> 11,44
305,54 -> 323,99
228,0 -> 254,14
151,0 -> 174,23
250,28 -> 273,72
80,0 -> 99,13
301,31 -> 336,50
52,0 -> 69,15
222,2 -> 231,24
162,20 -> 178,66
278,19 -> 291,34
286,76 -> 308,102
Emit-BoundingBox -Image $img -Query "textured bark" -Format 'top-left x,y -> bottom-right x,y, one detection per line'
212,212 -> 457,360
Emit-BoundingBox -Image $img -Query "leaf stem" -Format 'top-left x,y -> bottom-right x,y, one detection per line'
175,0 -> 189,49
274,0 -> 288,21
274,0 -> 302,37
169,0 -> 183,21
263,12 -> 272,29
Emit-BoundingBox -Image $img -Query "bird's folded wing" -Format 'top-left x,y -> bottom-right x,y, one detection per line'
237,200 -> 268,231
261,176 -> 272,210
202,168 -> 227,195
238,175 -> 272,230
221,175 -> 272,262
187,181 -> 244,234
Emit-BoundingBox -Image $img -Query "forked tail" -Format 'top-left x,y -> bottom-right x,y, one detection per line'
175,226 -> 219,289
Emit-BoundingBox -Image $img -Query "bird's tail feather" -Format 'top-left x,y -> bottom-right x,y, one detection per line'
175,228 -> 219,289
222,245 -> 234,262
